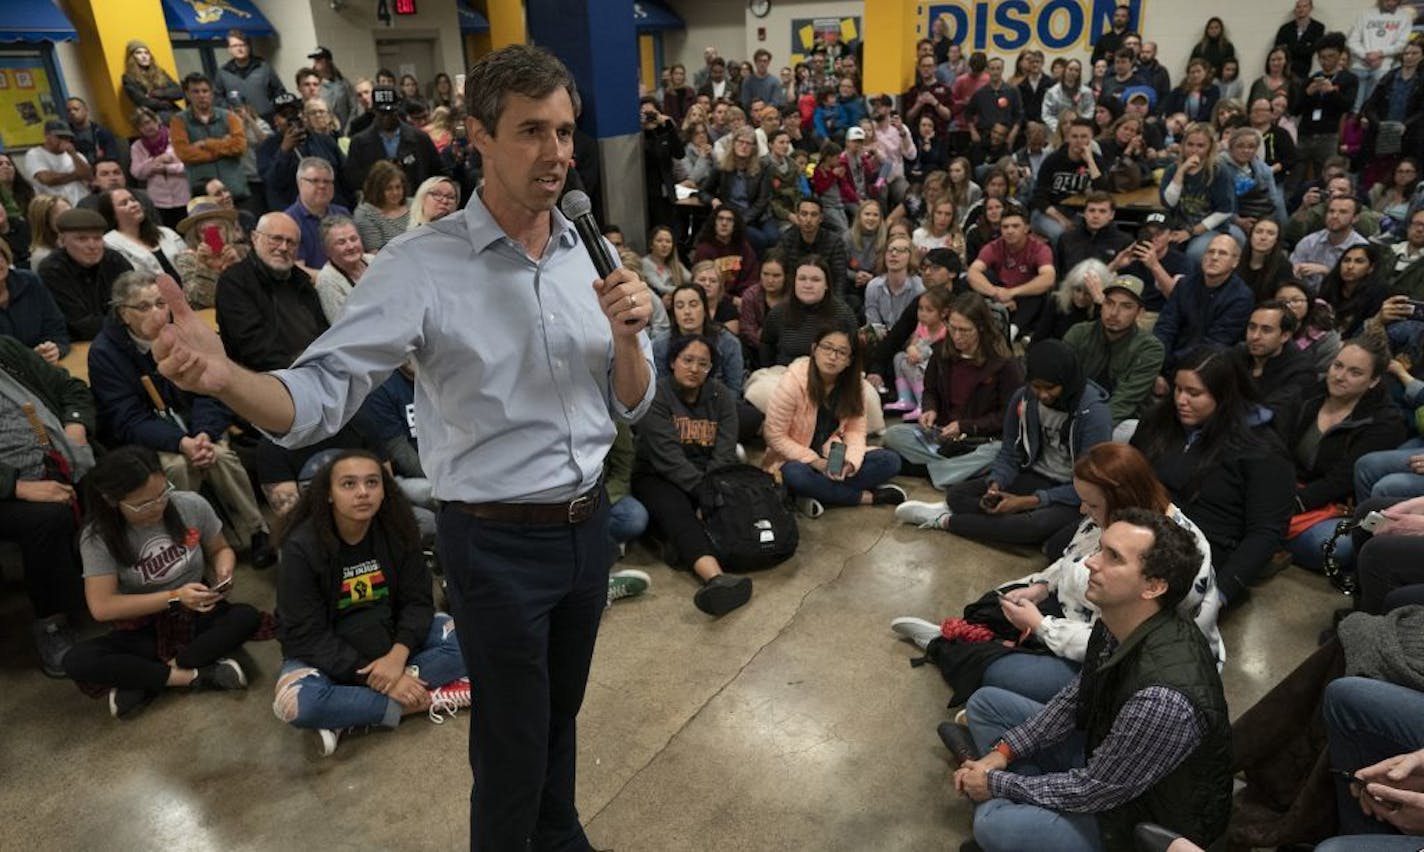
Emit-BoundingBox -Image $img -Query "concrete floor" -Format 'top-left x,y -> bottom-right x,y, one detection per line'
0,476 -> 1341,851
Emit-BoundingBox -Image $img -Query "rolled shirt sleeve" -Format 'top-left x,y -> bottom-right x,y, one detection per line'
270,193 -> 649,503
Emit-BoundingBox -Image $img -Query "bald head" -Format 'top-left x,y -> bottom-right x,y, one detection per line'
254,212 -> 300,273
1201,234 -> 1241,285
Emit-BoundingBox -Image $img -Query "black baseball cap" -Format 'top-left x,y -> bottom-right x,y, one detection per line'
272,92 -> 301,113
372,86 -> 400,113
1138,211 -> 1168,237
43,119 -> 73,138
307,46 -> 333,60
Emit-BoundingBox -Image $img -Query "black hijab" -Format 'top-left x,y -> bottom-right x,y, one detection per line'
1025,339 -> 1086,412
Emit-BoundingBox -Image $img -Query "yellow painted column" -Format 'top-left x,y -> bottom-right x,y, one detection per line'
862,0 -> 917,98
59,0 -> 179,137
638,35 -> 656,95
486,0 -> 528,50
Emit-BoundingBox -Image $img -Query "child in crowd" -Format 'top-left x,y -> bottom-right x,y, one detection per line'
886,288 -> 952,419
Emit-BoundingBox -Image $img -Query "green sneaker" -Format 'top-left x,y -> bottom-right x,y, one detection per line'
607,569 -> 651,606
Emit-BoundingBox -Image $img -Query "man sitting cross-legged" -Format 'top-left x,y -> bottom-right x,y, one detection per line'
949,508 -> 1232,852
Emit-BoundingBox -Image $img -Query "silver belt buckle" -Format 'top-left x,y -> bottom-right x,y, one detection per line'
568,492 -> 595,523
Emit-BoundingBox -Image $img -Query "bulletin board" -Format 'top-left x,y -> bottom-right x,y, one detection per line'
0,56 -> 60,150
789,16 -> 860,67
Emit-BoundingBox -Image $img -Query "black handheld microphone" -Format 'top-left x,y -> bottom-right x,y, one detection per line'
559,190 -> 618,279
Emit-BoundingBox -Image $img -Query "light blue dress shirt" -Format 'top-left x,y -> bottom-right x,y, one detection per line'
271,191 -> 655,503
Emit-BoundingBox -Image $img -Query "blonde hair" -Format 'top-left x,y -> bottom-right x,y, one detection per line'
408,177 -> 460,229
124,40 -> 177,93
717,127 -> 763,176
28,196 -> 69,254
1182,121 -> 1221,183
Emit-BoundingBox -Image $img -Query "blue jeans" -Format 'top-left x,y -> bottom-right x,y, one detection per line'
1317,837 -> 1424,851
274,612 -> 466,730
1031,209 -> 1068,246
1324,676 -> 1424,836
1288,516 -> 1352,572
607,495 -> 649,544
1356,438 -> 1424,501
964,686 -> 1101,852
745,218 -> 783,253
981,653 -> 1081,705
779,447 -> 901,506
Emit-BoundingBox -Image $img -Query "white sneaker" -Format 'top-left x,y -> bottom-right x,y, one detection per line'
895,500 -> 950,529
890,616 -> 942,650
317,728 -> 341,757
795,497 -> 825,519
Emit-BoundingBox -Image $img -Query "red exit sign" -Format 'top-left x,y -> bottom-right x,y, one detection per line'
394,0 -> 417,14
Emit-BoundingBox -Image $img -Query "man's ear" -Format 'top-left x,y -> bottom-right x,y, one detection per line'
1141,575 -> 1168,602
466,115 -> 490,153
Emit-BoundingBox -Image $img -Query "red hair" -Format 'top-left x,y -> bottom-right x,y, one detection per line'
1072,443 -> 1170,518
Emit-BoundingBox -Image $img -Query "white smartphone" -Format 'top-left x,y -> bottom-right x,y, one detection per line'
1359,511 -> 1388,533
208,577 -> 234,595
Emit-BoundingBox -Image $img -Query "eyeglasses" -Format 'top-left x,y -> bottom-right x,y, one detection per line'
428,191 -> 458,203
254,231 -> 299,247
121,481 -> 174,513
816,342 -> 852,359
886,245 -> 911,255
122,299 -> 168,313
676,356 -> 713,371
300,176 -> 335,187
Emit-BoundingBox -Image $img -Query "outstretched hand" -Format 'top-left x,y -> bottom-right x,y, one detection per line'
144,274 -> 234,396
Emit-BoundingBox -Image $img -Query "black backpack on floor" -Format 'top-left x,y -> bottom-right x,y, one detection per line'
699,465 -> 799,572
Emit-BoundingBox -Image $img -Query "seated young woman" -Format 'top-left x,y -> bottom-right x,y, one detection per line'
891,442 -> 1224,704
896,340 -> 1113,546
690,206 -> 759,298
1131,345 -> 1295,607
1276,281 -> 1342,375
762,325 -> 905,518
882,293 -> 1022,490
87,270 -> 269,556
744,255 -> 885,432
737,251 -> 789,370
271,450 -> 468,756
1282,336 -> 1406,572
653,283 -> 762,444
632,334 -> 754,616
63,447 -> 260,719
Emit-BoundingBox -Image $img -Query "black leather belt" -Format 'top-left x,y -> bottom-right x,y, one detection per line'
452,487 -> 601,525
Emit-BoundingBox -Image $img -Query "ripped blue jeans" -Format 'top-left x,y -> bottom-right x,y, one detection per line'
273,612 -> 466,730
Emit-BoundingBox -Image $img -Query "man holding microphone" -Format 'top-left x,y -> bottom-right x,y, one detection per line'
146,45 -> 655,852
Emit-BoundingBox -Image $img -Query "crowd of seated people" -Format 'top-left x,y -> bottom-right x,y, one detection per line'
5,5 -> 1424,845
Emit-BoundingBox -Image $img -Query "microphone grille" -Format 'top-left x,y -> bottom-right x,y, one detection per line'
559,190 -> 592,219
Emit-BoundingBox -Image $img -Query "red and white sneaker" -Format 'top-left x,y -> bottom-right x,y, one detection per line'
428,677 -> 472,723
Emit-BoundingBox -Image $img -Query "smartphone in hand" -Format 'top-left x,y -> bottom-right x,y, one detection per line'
827,441 -> 846,478
208,577 -> 233,595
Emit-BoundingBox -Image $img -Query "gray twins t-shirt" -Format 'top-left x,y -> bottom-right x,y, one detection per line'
80,491 -> 223,594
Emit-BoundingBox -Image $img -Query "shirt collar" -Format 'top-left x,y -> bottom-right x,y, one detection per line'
462,187 -> 577,255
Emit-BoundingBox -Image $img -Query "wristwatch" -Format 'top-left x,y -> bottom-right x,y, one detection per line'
167,594 -> 183,613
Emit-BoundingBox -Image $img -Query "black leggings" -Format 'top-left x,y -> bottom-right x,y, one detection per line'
63,603 -> 261,691
0,498 -> 82,618
632,473 -> 715,568
946,471 -> 1081,547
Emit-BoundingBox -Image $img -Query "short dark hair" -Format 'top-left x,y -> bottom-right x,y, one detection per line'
754,49 -> 772,62
1317,32 -> 1347,54
226,29 -> 249,45
1253,299 -> 1298,335
182,72 -> 211,91
710,57 -> 727,69
66,96 -> 86,107
1110,507 -> 1202,611
464,44 -> 581,135
1114,48 -> 1137,63
796,195 -> 823,211
999,202 -> 1028,224
1082,190 -> 1115,208
1068,118 -> 1096,134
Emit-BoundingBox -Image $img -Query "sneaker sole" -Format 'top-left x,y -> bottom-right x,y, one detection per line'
694,577 -> 753,616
